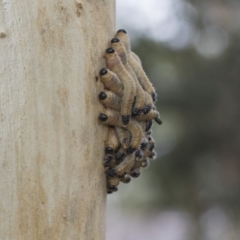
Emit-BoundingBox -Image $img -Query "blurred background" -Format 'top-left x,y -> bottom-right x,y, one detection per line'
106,0 -> 240,240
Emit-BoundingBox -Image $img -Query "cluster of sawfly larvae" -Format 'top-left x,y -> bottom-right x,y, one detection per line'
98,29 -> 162,194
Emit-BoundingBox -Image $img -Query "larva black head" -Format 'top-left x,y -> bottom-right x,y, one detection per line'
99,68 -> 108,76
143,105 -> 152,115
149,142 -> 155,151
111,38 -> 120,43
130,169 -> 141,178
99,92 -> 107,100
145,120 -> 153,132
132,108 -> 140,117
116,153 -> 126,164
146,129 -> 152,136
107,185 -> 118,192
105,147 -> 113,154
135,150 -> 143,160
104,155 -> 112,166
140,140 -> 148,150
126,146 -> 137,154
149,150 -> 157,159
107,169 -> 116,178
99,113 -> 108,122
117,29 -> 127,34
107,190 -> 113,194
122,115 -> 130,125
106,47 -> 115,54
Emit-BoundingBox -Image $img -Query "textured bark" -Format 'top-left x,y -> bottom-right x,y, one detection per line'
0,1 -> 115,239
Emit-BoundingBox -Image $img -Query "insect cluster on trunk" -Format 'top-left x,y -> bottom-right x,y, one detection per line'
98,29 -> 162,194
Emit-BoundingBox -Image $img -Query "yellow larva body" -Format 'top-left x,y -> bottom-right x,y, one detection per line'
127,119 -> 144,150
104,50 -> 136,122
105,127 -> 120,152
115,127 -> 130,149
113,153 -> 135,176
100,69 -> 124,97
131,51 -> 142,65
111,40 -> 149,112
99,90 -> 121,110
115,31 -> 156,95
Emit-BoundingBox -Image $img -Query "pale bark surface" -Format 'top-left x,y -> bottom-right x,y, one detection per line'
0,1 -> 115,239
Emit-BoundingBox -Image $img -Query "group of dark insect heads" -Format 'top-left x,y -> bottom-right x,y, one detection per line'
98,29 -> 162,194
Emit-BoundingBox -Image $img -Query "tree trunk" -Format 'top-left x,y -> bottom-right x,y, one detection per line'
0,1 -> 115,239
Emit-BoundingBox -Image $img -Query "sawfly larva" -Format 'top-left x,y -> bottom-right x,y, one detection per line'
99,68 -> 123,97
115,30 -> 157,102
111,37 -> 152,116
105,127 -> 120,154
99,90 -> 121,110
108,153 -> 136,177
104,47 -> 136,125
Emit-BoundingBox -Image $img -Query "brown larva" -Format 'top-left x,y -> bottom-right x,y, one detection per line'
104,47 -> 136,125
98,109 -> 144,153
99,68 -> 124,97
115,29 -> 157,102
108,153 -> 136,177
111,38 -> 153,115
115,127 -> 130,149
99,90 -> 121,110
105,127 -> 120,154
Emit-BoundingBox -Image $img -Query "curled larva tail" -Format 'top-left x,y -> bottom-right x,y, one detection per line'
127,120 -> 144,153
99,68 -> 123,97
105,127 -> 120,154
104,48 -> 136,125
99,90 -> 121,110
115,127 -> 130,149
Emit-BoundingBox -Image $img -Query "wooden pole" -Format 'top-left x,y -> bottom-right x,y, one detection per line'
0,1 -> 115,239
